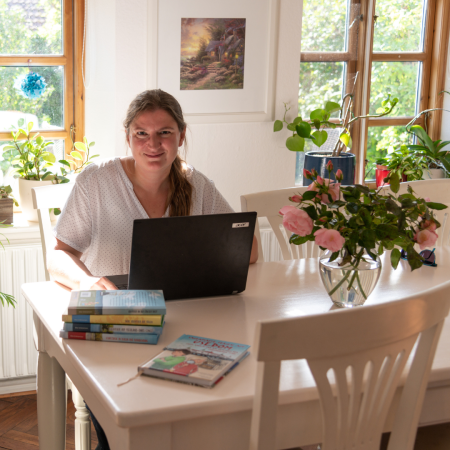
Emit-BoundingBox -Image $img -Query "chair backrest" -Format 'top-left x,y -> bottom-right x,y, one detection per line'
250,281 -> 450,450
379,179 -> 450,248
241,186 -> 319,262
32,183 -> 75,281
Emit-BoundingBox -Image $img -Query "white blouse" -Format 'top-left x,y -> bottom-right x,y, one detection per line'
54,158 -> 234,276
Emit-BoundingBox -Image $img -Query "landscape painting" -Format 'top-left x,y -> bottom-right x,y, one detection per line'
180,18 -> 246,90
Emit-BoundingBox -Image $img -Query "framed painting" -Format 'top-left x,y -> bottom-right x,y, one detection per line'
147,0 -> 279,123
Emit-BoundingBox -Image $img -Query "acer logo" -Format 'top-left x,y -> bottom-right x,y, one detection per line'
232,222 -> 249,228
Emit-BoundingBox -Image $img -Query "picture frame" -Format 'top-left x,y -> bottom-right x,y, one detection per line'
147,0 -> 279,123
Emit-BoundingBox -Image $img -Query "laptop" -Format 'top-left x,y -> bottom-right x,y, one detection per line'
108,212 -> 257,300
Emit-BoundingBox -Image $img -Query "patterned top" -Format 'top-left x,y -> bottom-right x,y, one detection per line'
54,158 -> 234,276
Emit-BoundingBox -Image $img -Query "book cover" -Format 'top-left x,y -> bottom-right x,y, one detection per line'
139,335 -> 250,388
62,314 -> 164,326
60,331 -> 160,345
63,322 -> 164,335
68,290 -> 166,315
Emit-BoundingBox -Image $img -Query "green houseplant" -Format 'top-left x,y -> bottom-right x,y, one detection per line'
2,119 -> 98,220
0,185 -> 19,225
279,163 -> 447,307
273,88 -> 398,186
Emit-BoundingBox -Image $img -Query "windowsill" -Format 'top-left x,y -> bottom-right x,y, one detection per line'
0,213 -> 44,245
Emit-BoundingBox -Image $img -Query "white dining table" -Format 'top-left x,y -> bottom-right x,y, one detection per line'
22,254 -> 450,450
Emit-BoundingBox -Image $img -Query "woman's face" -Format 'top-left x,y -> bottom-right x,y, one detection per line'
127,109 -> 186,175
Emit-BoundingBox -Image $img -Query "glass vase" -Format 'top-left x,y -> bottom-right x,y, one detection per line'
318,249 -> 382,308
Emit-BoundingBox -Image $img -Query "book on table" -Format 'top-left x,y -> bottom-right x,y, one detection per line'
67,290 -> 166,315
139,334 -> 250,388
62,314 -> 164,326
59,331 -> 160,345
63,322 -> 164,335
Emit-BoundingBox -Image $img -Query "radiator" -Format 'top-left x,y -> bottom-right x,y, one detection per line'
0,244 -> 46,379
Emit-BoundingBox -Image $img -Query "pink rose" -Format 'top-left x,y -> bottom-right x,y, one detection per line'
314,229 -> 346,252
421,219 -> 437,232
336,169 -> 343,182
290,195 -> 303,203
279,206 -> 314,236
326,160 -> 333,171
303,169 -> 312,180
414,229 -> 438,250
307,178 -> 340,204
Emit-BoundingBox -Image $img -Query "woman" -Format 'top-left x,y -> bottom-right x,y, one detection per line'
49,89 -> 258,291
48,89 -> 257,450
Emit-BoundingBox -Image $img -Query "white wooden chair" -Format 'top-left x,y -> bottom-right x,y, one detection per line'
250,280 -> 450,450
380,179 -> 450,248
32,183 -> 91,450
241,186 -> 319,262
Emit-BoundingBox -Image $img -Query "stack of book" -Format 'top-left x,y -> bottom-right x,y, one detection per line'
60,290 -> 166,345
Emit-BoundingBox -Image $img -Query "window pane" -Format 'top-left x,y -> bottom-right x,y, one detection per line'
299,62 -> 345,118
0,66 -> 64,131
373,0 -> 425,52
370,62 -> 419,117
0,0 -> 62,55
365,126 -> 413,180
301,0 -> 348,52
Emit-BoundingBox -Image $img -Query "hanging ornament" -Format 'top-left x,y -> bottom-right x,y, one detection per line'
16,59 -> 47,99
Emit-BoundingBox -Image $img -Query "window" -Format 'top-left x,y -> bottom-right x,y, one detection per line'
296,0 -> 450,184
0,0 -> 84,189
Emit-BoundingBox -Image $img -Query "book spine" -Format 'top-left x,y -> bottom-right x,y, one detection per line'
60,331 -> 160,345
68,307 -> 166,315
62,314 -> 164,326
63,323 -> 164,334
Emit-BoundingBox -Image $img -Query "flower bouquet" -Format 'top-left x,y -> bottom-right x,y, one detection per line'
280,162 -> 447,307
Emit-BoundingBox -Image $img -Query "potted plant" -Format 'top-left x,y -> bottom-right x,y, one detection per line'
0,185 -> 19,225
274,88 -> 398,186
374,145 -> 428,187
279,162 -> 447,307
2,119 -> 98,221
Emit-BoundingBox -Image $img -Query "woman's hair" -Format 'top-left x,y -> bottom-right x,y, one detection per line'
123,89 -> 192,217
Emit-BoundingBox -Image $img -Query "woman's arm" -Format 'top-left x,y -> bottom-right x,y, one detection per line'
47,238 -> 118,290
250,235 -> 258,264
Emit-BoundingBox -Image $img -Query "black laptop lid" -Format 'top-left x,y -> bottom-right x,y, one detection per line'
127,212 -> 257,300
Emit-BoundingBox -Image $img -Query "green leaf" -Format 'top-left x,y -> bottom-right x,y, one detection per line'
18,128 -> 28,137
302,190 -> 318,201
410,125 -> 435,151
426,202 -> 448,210
286,135 -> 305,152
74,142 -> 87,152
346,202 -> 359,214
89,154 -> 100,159
304,205 -> 318,220
310,109 -> 328,122
295,122 -> 312,138
59,159 -> 71,168
41,171 -> 53,179
53,208 -> 62,215
313,119 -> 321,130
329,251 -> 340,262
289,234 -> 311,245
385,197 -> 401,215
287,123 -> 296,131
390,248 -> 401,269
42,152 -> 56,163
273,120 -> 283,132
70,150 -> 83,160
27,122 -> 33,132
293,117 -> 302,125
340,131 -> 351,147
390,172 -> 400,193
36,136 -> 43,145
311,130 -> 328,148
18,118 -> 25,128
325,101 -> 341,114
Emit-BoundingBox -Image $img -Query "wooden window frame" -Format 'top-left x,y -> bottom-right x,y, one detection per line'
300,0 -> 450,183
0,0 -> 85,157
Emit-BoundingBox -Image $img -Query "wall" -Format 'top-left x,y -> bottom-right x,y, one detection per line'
85,0 -> 302,212
442,39 -> 450,143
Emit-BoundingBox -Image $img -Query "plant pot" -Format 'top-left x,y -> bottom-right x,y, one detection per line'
375,166 -> 407,188
0,198 -> 13,225
318,249 -> 382,308
422,168 -> 445,180
18,178 -> 56,222
303,152 -> 356,186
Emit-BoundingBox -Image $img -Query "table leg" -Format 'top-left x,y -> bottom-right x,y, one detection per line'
37,351 -> 66,450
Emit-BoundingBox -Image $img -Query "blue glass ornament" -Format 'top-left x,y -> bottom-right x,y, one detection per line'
19,72 -> 47,99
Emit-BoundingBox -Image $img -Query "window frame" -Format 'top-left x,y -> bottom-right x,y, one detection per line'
299,0 -> 450,184
0,0 -> 85,157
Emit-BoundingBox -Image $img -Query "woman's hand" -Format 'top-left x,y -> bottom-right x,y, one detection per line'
80,275 -> 118,291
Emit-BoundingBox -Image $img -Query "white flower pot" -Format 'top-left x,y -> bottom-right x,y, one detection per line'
422,168 -> 445,180
18,178 -> 56,222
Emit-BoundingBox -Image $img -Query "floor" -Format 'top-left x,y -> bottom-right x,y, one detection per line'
0,391 -> 98,450
0,391 -> 449,450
